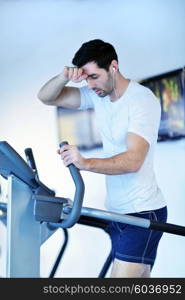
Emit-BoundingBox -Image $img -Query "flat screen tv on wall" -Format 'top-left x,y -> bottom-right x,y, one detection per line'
141,67 -> 185,141
56,107 -> 102,150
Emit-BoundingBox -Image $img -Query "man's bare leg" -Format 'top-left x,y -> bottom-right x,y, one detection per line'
110,258 -> 151,278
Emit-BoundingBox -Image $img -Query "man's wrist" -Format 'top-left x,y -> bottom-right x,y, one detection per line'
82,158 -> 92,171
58,72 -> 69,84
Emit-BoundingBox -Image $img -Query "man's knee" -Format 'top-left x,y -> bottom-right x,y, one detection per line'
110,258 -> 151,278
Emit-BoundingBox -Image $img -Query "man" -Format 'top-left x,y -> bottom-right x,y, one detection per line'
38,39 -> 167,277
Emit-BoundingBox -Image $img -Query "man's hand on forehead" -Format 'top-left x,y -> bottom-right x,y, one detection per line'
63,66 -> 88,83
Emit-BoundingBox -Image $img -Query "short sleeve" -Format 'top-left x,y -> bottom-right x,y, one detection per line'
78,85 -> 94,110
128,92 -> 161,145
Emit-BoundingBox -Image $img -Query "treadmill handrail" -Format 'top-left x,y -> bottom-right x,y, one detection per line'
58,141 -> 85,228
0,141 -> 38,189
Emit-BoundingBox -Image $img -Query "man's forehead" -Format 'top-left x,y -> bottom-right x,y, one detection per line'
82,62 -> 100,74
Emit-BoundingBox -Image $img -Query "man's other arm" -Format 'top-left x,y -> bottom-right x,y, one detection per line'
59,132 -> 149,174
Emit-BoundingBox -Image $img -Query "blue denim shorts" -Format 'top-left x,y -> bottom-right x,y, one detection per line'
106,206 -> 167,268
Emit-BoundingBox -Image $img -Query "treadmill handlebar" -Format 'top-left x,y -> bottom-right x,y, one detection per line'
58,141 -> 85,228
0,141 -> 38,189
0,141 -> 54,196
24,148 -> 37,173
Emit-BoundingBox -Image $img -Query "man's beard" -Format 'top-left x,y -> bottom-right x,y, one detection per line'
93,88 -> 109,97
92,74 -> 114,98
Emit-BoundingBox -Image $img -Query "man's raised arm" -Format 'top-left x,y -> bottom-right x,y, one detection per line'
37,67 -> 87,109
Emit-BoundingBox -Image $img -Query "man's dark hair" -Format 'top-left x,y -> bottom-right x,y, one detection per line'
72,39 -> 118,71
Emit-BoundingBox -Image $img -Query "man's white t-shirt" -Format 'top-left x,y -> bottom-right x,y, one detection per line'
79,80 -> 166,214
